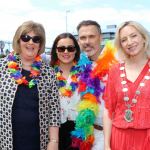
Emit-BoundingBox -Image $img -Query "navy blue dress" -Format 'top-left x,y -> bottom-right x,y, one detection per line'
12,69 -> 40,150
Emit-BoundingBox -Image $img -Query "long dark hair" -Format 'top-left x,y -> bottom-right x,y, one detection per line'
50,33 -> 80,67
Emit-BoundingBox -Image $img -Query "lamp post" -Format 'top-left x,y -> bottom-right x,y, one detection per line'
66,10 -> 70,32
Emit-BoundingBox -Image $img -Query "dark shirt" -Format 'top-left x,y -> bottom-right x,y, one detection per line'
12,69 -> 40,150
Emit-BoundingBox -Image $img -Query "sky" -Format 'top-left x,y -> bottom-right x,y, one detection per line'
0,0 -> 150,49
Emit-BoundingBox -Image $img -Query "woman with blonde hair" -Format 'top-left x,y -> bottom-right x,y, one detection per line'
103,21 -> 150,150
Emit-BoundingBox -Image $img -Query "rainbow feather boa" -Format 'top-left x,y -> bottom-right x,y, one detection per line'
71,41 -> 118,149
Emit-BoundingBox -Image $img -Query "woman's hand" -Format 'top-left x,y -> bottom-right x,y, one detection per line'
47,127 -> 59,150
47,141 -> 58,150
104,145 -> 111,150
103,108 -> 112,150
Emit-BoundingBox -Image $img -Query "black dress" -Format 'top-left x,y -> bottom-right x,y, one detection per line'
12,69 -> 40,150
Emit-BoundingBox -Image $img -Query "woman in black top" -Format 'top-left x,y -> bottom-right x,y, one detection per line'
0,20 -> 60,150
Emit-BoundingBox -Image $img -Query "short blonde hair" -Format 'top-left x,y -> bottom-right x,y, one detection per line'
13,20 -> 46,55
114,21 -> 150,60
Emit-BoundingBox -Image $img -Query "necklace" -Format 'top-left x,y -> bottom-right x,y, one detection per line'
54,65 -> 80,97
120,60 -> 150,122
7,52 -> 42,88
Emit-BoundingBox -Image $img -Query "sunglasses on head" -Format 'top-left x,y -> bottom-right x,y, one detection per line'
20,35 -> 41,43
56,46 -> 76,52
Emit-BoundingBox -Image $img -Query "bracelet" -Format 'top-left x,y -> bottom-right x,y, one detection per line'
50,139 -> 58,143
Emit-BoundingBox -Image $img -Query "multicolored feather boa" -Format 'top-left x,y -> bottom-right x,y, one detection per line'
7,52 -> 42,88
71,41 -> 118,149
54,64 -> 80,97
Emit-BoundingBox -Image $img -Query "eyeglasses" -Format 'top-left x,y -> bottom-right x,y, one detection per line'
56,46 -> 76,52
20,35 -> 41,43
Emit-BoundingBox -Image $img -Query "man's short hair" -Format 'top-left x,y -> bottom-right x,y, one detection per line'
77,20 -> 101,34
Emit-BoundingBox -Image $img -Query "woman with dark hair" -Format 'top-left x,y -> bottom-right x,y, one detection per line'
50,33 -> 80,150
50,33 -> 80,67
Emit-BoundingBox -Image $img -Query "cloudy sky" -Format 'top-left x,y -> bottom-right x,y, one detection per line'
0,0 -> 150,48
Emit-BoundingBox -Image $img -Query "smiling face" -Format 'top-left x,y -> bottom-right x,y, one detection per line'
19,31 -> 41,61
78,25 -> 102,61
56,38 -> 76,65
120,25 -> 145,57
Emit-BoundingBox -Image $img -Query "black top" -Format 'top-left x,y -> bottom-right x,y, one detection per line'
12,69 -> 40,150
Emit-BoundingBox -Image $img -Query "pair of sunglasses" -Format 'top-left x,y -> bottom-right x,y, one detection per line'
56,46 -> 76,52
20,35 -> 41,43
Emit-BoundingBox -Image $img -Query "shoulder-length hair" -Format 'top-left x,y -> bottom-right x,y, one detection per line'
50,33 -> 80,67
13,20 -> 46,55
114,21 -> 150,60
